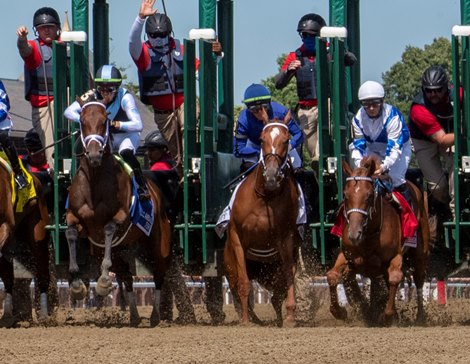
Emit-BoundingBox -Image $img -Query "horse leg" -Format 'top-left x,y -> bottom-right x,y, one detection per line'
326,251 -> 348,320
0,255 -> 16,328
382,253 -> 403,326
410,245 -> 428,325
116,276 -> 127,311
271,286 -> 285,327
31,235 -> 50,322
117,267 -> 140,327
65,224 -> 87,301
96,221 -> 116,297
282,260 -> 297,328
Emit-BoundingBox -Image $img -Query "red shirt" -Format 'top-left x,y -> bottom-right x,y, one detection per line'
150,160 -> 173,171
23,39 -> 56,108
409,104 -> 444,137
134,39 -> 200,111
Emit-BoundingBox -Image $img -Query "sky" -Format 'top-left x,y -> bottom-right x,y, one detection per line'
2,0 -> 461,105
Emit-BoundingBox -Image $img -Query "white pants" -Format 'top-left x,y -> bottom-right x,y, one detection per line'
111,132 -> 141,153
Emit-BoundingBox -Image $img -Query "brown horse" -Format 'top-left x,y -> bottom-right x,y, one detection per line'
326,156 -> 429,325
0,162 -> 51,327
224,122 -> 301,327
65,100 -> 171,327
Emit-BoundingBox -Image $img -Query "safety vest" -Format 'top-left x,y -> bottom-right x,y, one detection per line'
295,48 -> 317,101
408,91 -> 454,141
138,40 -> 184,105
103,88 -> 130,132
24,40 -> 54,100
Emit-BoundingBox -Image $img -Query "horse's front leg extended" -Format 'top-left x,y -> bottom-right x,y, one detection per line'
282,260 -> 297,327
65,223 -> 87,301
383,253 -> 403,326
96,221 -> 117,297
326,251 -> 348,320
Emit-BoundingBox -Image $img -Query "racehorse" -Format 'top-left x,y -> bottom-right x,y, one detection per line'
326,156 -> 429,326
65,100 -> 171,327
0,162 -> 51,327
224,121 -> 301,327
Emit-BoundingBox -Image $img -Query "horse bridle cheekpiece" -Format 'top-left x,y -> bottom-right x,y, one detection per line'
260,122 -> 290,178
80,102 -> 110,151
344,175 -> 375,224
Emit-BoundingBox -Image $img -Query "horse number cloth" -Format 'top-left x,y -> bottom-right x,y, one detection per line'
0,152 -> 37,213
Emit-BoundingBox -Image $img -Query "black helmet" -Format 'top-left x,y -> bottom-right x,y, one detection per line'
94,65 -> 122,86
422,66 -> 448,90
145,13 -> 172,37
144,130 -> 168,149
33,7 -> 61,29
24,128 -> 43,152
297,13 -> 326,35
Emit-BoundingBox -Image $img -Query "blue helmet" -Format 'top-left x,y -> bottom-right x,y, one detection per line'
242,84 -> 271,106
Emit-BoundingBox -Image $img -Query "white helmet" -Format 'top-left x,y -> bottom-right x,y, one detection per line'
358,81 -> 384,101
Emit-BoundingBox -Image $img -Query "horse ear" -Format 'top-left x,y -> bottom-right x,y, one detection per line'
342,159 -> 353,176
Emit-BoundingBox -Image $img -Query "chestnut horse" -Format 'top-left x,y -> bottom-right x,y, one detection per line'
65,100 -> 171,327
0,163 -> 51,327
224,122 -> 301,327
326,156 -> 429,325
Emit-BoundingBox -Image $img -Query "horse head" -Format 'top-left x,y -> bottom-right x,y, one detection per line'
260,121 -> 290,191
77,97 -> 110,167
343,156 -> 380,246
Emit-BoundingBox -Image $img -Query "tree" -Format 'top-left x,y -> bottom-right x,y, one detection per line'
382,37 -> 452,118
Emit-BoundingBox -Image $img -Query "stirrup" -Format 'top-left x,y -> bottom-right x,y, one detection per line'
14,173 -> 28,190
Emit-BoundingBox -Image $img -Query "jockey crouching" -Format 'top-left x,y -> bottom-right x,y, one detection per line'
349,81 -> 417,245
216,83 -> 307,237
64,65 -> 149,200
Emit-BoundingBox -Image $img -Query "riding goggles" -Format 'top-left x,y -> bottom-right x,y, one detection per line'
360,99 -> 383,108
424,87 -> 444,95
248,103 -> 269,112
300,32 -> 316,39
148,32 -> 169,39
97,85 -> 118,93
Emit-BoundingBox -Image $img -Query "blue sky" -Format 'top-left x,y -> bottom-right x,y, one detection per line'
3,0 -> 460,105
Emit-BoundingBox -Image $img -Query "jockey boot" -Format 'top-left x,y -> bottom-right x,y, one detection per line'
2,140 -> 28,190
395,183 -> 412,208
120,149 -> 150,200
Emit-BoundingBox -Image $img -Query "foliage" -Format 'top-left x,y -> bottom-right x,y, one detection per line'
382,37 -> 452,119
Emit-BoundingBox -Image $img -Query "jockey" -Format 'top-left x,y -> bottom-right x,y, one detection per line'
234,83 -> 304,172
216,83 -> 306,238
350,80 -> 413,203
64,65 -> 150,200
0,80 -> 28,189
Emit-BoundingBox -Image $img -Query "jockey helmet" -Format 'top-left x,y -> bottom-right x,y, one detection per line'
358,81 -> 385,101
144,130 -> 168,149
145,13 -> 173,38
24,128 -> 43,152
242,84 -> 271,107
297,13 -> 326,35
33,7 -> 61,29
422,65 -> 448,90
94,65 -> 122,88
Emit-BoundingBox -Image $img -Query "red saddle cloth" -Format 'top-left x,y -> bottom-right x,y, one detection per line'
331,191 -> 418,240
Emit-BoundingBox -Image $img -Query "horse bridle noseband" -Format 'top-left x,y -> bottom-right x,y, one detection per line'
343,175 -> 378,226
80,102 -> 110,152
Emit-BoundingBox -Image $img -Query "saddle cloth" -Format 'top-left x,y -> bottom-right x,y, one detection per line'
331,191 -> 418,246
0,152 -> 37,213
214,178 -> 307,239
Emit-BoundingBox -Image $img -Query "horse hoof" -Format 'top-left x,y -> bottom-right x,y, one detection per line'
331,306 -> 348,321
130,316 -> 141,328
150,310 -> 160,327
0,314 -> 18,328
70,281 -> 87,301
96,277 -> 112,297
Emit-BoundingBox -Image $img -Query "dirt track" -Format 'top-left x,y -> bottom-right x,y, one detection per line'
1,299 -> 469,363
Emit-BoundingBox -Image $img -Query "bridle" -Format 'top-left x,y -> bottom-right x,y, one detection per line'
343,175 -> 381,230
259,122 -> 290,182
80,102 -> 110,153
